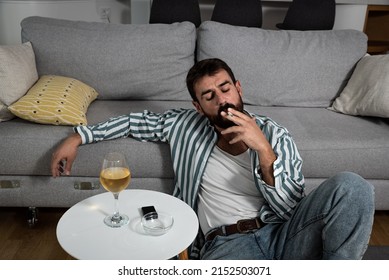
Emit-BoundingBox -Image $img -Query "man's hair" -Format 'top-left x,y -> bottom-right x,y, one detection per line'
186,58 -> 237,101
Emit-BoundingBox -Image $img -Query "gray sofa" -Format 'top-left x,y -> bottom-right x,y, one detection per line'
1,17 -> 388,216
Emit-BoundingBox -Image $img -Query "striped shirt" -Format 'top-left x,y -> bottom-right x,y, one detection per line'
75,108 -> 305,258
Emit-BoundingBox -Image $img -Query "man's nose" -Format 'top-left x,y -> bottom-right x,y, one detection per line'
215,91 -> 227,105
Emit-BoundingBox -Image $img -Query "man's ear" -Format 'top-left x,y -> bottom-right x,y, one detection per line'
192,101 -> 204,115
235,80 -> 243,97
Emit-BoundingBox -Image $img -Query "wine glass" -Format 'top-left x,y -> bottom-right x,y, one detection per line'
100,152 -> 131,228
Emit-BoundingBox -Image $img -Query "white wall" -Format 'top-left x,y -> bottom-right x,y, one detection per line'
261,2 -> 290,29
0,0 -> 370,45
131,0 -> 151,24
333,4 -> 368,30
0,0 -> 131,45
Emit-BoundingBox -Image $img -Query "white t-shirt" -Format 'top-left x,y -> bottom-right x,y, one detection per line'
197,146 -> 265,235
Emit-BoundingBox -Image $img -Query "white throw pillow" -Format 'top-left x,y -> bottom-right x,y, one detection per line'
330,54 -> 389,118
0,42 -> 38,121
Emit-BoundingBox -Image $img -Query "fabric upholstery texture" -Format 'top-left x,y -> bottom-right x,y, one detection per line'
197,21 -> 367,107
2,100 -> 388,209
9,75 -> 98,125
0,42 -> 38,121
330,54 -> 389,118
3,100 -> 388,181
20,16 -> 196,101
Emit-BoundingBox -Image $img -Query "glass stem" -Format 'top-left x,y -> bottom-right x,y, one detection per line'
112,192 -> 120,221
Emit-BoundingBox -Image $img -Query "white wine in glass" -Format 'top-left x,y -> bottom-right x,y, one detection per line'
100,152 -> 131,227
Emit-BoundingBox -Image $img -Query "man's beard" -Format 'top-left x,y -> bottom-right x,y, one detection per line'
205,100 -> 244,129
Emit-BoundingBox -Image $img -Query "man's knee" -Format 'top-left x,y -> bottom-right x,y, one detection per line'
330,171 -> 374,206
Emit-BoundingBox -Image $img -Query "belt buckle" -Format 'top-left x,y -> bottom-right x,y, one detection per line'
236,218 -> 260,233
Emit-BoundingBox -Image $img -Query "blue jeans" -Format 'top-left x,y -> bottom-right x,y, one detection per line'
200,172 -> 375,260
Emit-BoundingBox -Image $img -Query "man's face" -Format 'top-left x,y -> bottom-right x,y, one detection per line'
192,70 -> 244,129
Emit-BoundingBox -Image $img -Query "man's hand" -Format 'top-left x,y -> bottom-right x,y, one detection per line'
51,133 -> 82,177
220,108 -> 269,151
220,108 -> 277,186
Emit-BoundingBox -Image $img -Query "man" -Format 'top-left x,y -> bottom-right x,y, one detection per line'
51,58 -> 374,259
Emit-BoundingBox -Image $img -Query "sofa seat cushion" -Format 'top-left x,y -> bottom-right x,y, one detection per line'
0,100 -> 192,178
247,106 -> 389,180
2,100 -> 387,184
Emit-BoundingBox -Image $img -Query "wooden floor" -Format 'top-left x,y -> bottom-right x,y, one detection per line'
369,211 -> 389,246
0,207 -> 388,260
0,207 -> 74,260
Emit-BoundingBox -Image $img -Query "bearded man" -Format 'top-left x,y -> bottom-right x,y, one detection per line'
51,58 -> 374,260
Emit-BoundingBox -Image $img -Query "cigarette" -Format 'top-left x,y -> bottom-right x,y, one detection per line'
227,111 -> 234,117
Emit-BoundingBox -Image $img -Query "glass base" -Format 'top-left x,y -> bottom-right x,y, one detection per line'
104,214 -> 129,228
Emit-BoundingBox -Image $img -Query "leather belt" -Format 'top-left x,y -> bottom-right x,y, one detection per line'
205,217 -> 264,242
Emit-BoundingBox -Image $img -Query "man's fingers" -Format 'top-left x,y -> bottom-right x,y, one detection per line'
64,159 -> 74,176
221,111 -> 242,126
51,154 -> 61,177
227,108 -> 250,120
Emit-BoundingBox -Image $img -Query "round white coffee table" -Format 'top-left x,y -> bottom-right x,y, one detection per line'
56,189 -> 198,260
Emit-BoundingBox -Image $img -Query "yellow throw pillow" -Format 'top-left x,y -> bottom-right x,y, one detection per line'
9,75 -> 98,125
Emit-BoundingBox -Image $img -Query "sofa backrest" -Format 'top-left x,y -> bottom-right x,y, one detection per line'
21,16 -> 196,101
197,21 -> 367,107
21,18 -> 367,107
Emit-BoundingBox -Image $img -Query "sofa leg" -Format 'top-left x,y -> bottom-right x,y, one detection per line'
27,207 -> 39,227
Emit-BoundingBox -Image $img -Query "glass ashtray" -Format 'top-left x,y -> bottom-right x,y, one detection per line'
141,212 -> 174,236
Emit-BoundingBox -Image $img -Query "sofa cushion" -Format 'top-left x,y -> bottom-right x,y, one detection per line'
1,101 -> 388,208
197,21 -> 367,107
21,16 -> 196,101
246,105 -> 389,180
330,54 -> 389,118
0,103 -> 14,122
2,99 -> 388,182
0,100 -> 193,177
0,42 -> 38,121
9,75 -> 98,126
